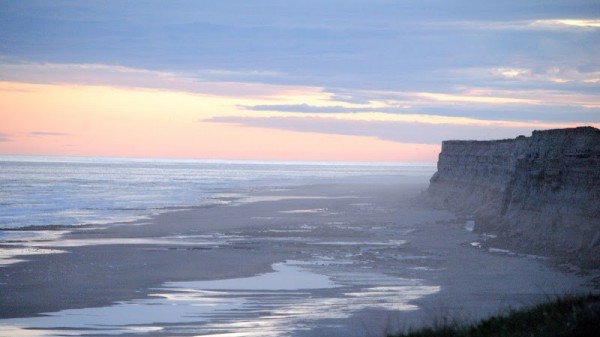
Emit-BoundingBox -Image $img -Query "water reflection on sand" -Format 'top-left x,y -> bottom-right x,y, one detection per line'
0,260 -> 439,337
0,192 -> 442,337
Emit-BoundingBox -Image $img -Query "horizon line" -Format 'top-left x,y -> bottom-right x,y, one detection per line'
0,153 -> 438,166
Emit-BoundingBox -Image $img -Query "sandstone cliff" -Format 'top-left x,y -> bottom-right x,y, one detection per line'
428,126 -> 600,267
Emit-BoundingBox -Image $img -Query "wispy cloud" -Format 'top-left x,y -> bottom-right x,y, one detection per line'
413,92 -> 536,105
245,103 -> 401,114
0,132 -> 11,142
4,60 -> 598,126
529,19 -> 600,30
416,88 -> 600,109
0,62 -> 320,99
208,116 -> 592,145
446,66 -> 600,85
30,131 -> 69,137
436,18 -> 600,31
243,86 -> 600,123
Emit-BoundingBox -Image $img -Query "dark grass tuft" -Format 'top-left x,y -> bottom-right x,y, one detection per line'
390,294 -> 600,337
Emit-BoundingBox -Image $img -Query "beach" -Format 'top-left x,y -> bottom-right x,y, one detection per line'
0,176 -> 596,337
3,0 -> 599,335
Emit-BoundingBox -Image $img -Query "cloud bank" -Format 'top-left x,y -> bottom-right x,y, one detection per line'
208,116 -> 581,145
30,131 -> 69,137
0,0 -> 598,159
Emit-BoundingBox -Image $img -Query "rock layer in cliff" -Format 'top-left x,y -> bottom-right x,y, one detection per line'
428,126 -> 600,267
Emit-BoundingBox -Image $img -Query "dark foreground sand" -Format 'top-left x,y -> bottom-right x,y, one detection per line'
0,177 -> 597,336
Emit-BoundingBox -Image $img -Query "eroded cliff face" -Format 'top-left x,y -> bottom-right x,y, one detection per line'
428,127 -> 600,267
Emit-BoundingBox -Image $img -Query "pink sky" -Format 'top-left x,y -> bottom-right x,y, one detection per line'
0,81 -> 442,162
1,65 -> 597,163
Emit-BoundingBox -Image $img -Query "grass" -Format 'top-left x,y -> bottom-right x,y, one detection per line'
389,294 -> 600,337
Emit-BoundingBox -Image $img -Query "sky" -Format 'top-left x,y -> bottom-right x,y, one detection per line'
0,1 -> 599,162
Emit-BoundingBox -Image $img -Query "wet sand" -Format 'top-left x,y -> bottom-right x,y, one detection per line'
0,177 -> 597,336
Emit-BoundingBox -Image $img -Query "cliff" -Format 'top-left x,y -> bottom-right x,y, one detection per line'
428,126 -> 600,267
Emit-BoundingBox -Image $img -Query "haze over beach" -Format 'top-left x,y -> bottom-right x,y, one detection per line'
0,1 -> 599,337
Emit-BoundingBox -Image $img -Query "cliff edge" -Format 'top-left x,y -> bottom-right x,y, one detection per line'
428,126 -> 600,267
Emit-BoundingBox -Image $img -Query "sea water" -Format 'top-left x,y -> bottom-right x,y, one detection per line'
0,155 -> 435,231
1,156 -> 584,337
0,156 -> 440,336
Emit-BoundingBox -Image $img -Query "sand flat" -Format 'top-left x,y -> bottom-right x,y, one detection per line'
0,180 -> 596,336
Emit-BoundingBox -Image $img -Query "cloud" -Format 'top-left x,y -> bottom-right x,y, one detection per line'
0,132 -> 11,142
207,116 -> 586,145
434,18 -> 600,32
245,103 -> 395,114
4,60 -> 598,127
413,92 -> 536,105
529,19 -> 600,30
30,131 -> 69,137
445,66 -> 600,86
2,2 -> 598,93
243,86 -> 600,123
0,62 -> 324,99
1,1 -> 598,134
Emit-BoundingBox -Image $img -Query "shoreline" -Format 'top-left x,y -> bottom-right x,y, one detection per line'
0,179 -> 597,336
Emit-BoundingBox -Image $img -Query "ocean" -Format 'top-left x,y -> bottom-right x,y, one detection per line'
0,155 -> 435,231
1,156 -> 443,336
